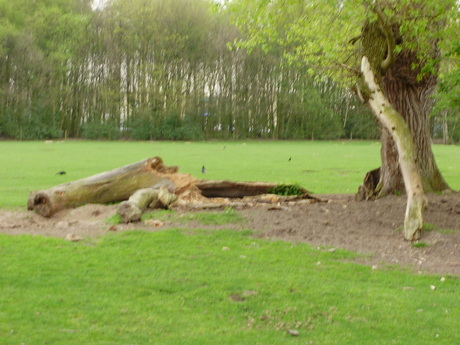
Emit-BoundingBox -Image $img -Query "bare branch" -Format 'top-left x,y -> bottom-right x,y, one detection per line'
348,35 -> 362,45
352,84 -> 366,104
336,63 -> 361,76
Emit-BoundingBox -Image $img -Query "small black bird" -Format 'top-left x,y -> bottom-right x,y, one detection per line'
202,165 -> 206,174
56,171 -> 66,175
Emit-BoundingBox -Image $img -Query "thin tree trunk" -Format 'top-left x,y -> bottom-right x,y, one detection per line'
362,56 -> 427,241
441,110 -> 449,145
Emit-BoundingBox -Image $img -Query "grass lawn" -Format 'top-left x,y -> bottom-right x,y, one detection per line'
1,229 -> 458,345
0,140 -> 459,344
0,140 -> 458,208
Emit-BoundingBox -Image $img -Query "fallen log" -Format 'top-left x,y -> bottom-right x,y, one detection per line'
117,188 -> 160,223
194,180 -> 317,199
28,156 -> 319,219
28,157 -> 177,217
195,180 -> 280,198
117,183 -> 177,223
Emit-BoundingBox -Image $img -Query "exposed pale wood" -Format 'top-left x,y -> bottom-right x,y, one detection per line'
361,56 -> 427,240
158,185 -> 177,206
187,202 -> 247,210
117,188 -> 160,223
149,180 -> 177,208
28,157 -> 177,217
117,182 -> 178,223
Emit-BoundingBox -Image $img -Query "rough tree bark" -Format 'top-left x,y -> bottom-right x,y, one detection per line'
196,180 -> 284,198
357,7 -> 450,199
28,157 -> 178,217
362,56 -> 427,240
379,54 -> 450,195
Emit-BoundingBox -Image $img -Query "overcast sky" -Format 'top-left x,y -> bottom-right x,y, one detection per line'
91,0 -> 107,10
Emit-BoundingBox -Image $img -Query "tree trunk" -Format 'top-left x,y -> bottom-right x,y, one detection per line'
379,65 -> 450,195
362,56 -> 427,241
357,19 -> 450,198
28,157 -> 178,217
441,110 -> 449,145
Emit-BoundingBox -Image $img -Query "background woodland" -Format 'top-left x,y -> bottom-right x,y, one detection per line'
0,0 -> 458,141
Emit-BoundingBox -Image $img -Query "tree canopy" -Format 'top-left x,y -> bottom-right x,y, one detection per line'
230,0 -> 459,82
0,0 -> 458,142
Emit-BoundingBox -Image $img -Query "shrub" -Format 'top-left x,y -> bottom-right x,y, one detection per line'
1,107 -> 63,140
268,184 -> 306,196
81,121 -> 120,140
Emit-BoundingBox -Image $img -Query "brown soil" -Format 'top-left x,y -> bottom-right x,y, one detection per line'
1,192 -> 459,276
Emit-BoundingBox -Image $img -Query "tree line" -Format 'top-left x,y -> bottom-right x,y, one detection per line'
0,0 -> 457,141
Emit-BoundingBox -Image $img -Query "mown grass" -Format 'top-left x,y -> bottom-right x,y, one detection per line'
1,140 -> 458,209
148,207 -> 244,226
1,230 -> 458,345
1,140 -> 459,344
177,207 -> 243,225
106,208 -> 243,226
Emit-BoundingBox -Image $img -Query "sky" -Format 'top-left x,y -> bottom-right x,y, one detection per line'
92,0 -> 226,10
91,0 -> 107,10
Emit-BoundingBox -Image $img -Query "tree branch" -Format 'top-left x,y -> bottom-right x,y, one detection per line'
336,63 -> 361,76
348,35 -> 361,45
373,4 -> 395,73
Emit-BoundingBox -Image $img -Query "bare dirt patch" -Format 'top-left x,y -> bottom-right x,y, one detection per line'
1,192 -> 459,275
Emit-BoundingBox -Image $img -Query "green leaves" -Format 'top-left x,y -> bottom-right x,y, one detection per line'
230,0 -> 365,82
268,184 -> 306,196
231,0 -> 459,84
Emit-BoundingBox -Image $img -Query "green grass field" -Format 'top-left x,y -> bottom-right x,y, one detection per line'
1,230 -> 459,345
1,140 -> 459,344
0,140 -> 458,208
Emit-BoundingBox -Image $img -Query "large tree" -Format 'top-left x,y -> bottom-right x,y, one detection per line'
229,0 -> 459,240
0,0 -> 92,138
